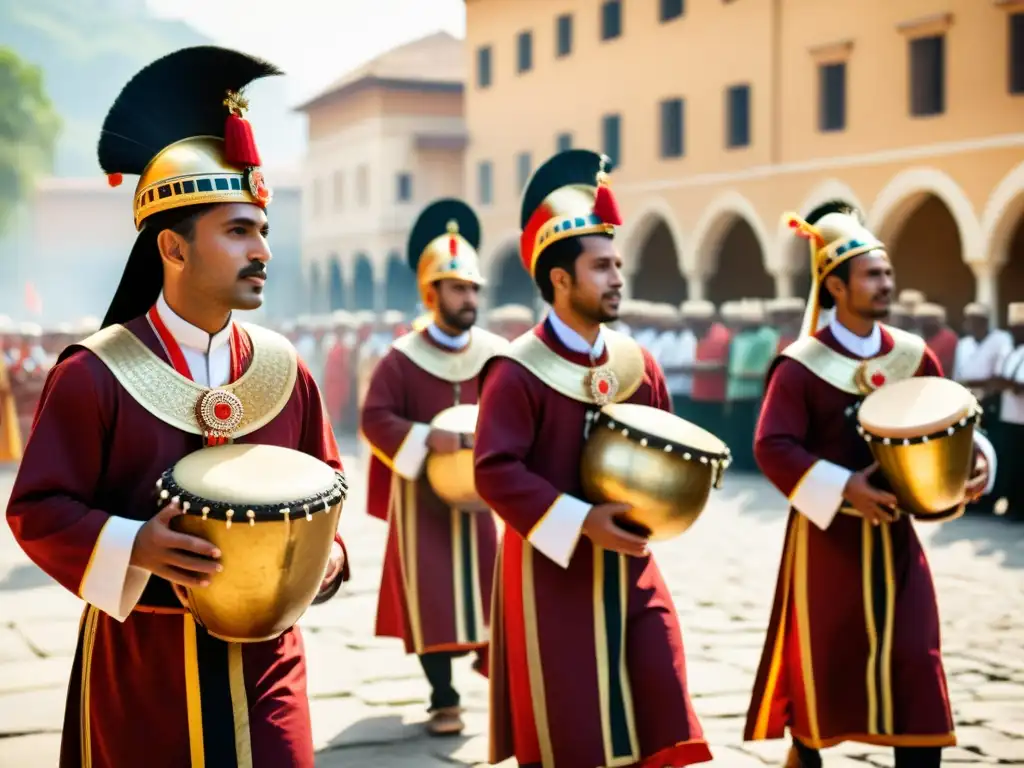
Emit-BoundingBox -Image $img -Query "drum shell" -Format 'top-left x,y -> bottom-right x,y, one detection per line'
425,404 -> 483,509
581,426 -> 716,541
868,423 -> 975,517
170,500 -> 343,643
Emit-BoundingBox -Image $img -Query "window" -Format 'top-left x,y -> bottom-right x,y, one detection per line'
660,0 -> 684,22
818,62 -> 846,132
477,46 -> 492,88
356,165 -> 369,205
396,172 -> 413,203
332,171 -> 344,211
556,14 -> 573,57
516,152 -> 532,191
1010,13 -> 1024,94
517,31 -> 533,73
602,114 -> 622,165
478,161 -> 493,205
601,1 -> 622,41
909,35 -> 944,116
726,84 -> 751,148
556,132 -> 573,152
660,98 -> 685,158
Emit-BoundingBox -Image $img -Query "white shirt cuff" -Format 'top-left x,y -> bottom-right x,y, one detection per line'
393,422 -> 431,480
527,494 -> 591,568
79,516 -> 151,622
789,460 -> 852,531
973,431 -> 997,495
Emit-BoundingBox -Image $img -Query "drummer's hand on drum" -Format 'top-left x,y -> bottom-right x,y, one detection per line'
427,428 -> 463,454
130,501 -> 222,587
582,503 -> 649,558
843,462 -> 898,525
964,451 -> 990,502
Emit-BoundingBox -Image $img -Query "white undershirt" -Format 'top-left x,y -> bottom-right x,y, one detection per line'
829,316 -> 881,358
152,292 -> 233,388
547,309 -> 606,358
427,322 -> 471,351
999,345 -> 1024,425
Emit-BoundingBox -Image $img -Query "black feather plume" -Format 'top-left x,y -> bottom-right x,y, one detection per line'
520,149 -> 613,229
98,46 -> 282,176
804,199 -> 862,226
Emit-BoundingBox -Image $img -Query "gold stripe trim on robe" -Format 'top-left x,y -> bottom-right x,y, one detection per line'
793,515 -> 822,744
494,327 -> 646,405
76,323 -> 297,437
79,606 -> 100,768
469,512 -> 487,642
393,327 -> 509,383
880,523 -> 896,735
184,615 -> 206,767
451,508 -> 468,645
391,473 -> 425,652
228,644 -> 254,768
861,520 -> 880,734
617,554 -> 640,760
780,325 -> 926,395
522,542 -> 556,767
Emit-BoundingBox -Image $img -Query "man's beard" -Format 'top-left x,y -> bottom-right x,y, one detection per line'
438,304 -> 476,332
571,292 -> 618,324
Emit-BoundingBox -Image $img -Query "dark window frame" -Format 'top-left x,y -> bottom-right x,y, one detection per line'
478,161 -> 493,205
818,61 -> 847,132
1010,12 -> 1024,94
659,97 -> 685,158
660,0 -> 685,23
725,84 -> 751,148
602,113 -> 622,165
556,132 -> 573,152
395,172 -> 413,203
517,30 -> 533,73
601,1 -> 623,41
909,35 -> 945,117
556,14 -> 573,57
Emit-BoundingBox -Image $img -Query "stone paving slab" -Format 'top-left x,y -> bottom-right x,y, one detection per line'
1,463 -> 1023,766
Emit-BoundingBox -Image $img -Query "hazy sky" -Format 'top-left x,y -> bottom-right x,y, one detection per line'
146,0 -> 466,103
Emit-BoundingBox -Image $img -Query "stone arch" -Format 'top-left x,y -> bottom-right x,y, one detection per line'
689,192 -> 774,305
489,238 -> 536,309
352,253 -> 375,311
981,161 -> 1024,320
868,168 -> 981,262
779,179 -> 867,301
620,199 -> 688,303
327,255 -> 345,310
384,250 -> 418,311
871,182 -> 975,327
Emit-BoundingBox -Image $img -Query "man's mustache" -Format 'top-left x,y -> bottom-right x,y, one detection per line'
603,291 -> 622,301
239,263 -> 268,280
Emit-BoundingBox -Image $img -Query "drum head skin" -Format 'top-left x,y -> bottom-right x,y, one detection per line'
172,444 -> 338,506
431,404 -> 478,435
858,376 -> 976,440
602,402 -> 727,455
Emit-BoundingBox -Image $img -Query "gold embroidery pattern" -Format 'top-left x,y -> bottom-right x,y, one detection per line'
497,327 -> 646,405
393,327 -> 509,383
78,323 -> 297,437
781,325 -> 926,395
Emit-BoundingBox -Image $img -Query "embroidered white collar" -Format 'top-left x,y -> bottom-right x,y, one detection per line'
547,308 -> 606,358
829,315 -> 881,358
156,292 -> 233,352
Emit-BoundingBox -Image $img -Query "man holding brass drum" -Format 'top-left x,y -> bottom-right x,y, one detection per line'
474,150 -> 711,768
743,201 -> 997,768
360,199 -> 507,736
5,48 -> 349,768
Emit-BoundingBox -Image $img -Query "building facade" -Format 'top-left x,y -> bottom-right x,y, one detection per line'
298,31 -> 468,317
463,0 -> 1024,324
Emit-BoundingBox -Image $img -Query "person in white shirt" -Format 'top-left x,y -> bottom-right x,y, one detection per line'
991,302 -> 1024,520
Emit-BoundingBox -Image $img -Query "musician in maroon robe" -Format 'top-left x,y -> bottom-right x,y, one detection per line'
360,199 -> 505,736
744,202 -> 996,768
5,48 -> 349,768
915,303 -> 959,378
474,149 -> 711,768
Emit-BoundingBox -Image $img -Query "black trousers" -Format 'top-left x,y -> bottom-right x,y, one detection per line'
688,399 -> 725,439
419,652 -> 460,711
794,738 -> 941,767
993,421 -> 1024,521
725,399 -> 759,472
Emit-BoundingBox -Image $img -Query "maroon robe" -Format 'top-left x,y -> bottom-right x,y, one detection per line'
925,326 -> 958,379
360,330 -> 498,657
744,325 -> 956,750
6,315 -> 350,768
475,321 -> 711,768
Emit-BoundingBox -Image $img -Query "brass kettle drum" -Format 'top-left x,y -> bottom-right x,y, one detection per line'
856,376 -> 981,520
160,443 -> 347,642
580,403 -> 731,541
425,403 -> 483,508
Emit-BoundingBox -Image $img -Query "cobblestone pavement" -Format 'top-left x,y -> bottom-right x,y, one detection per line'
1,445 -> 1022,767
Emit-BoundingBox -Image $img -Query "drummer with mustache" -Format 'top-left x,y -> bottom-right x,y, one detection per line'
5,47 -> 349,768
473,149 -> 712,768
360,199 -> 507,736
743,201 -> 997,768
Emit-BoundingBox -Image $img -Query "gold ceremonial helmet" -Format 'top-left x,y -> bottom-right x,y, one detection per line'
783,201 -> 886,337
520,149 -> 623,278
98,46 -> 281,231
406,198 -> 485,324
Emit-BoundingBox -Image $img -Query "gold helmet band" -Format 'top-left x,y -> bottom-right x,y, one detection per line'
407,199 -> 485,315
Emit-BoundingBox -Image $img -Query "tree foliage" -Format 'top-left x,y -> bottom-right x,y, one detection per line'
0,47 -> 61,235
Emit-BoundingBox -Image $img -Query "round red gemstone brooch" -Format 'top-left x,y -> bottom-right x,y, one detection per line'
197,389 -> 244,439
587,367 -> 619,406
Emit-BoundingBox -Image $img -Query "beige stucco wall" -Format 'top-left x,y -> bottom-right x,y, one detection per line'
465,0 -> 1024,322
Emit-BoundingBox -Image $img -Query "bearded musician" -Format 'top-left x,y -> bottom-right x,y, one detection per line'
359,199 -> 506,736
6,47 -> 349,768
473,150 -> 711,768
743,201 -> 996,768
